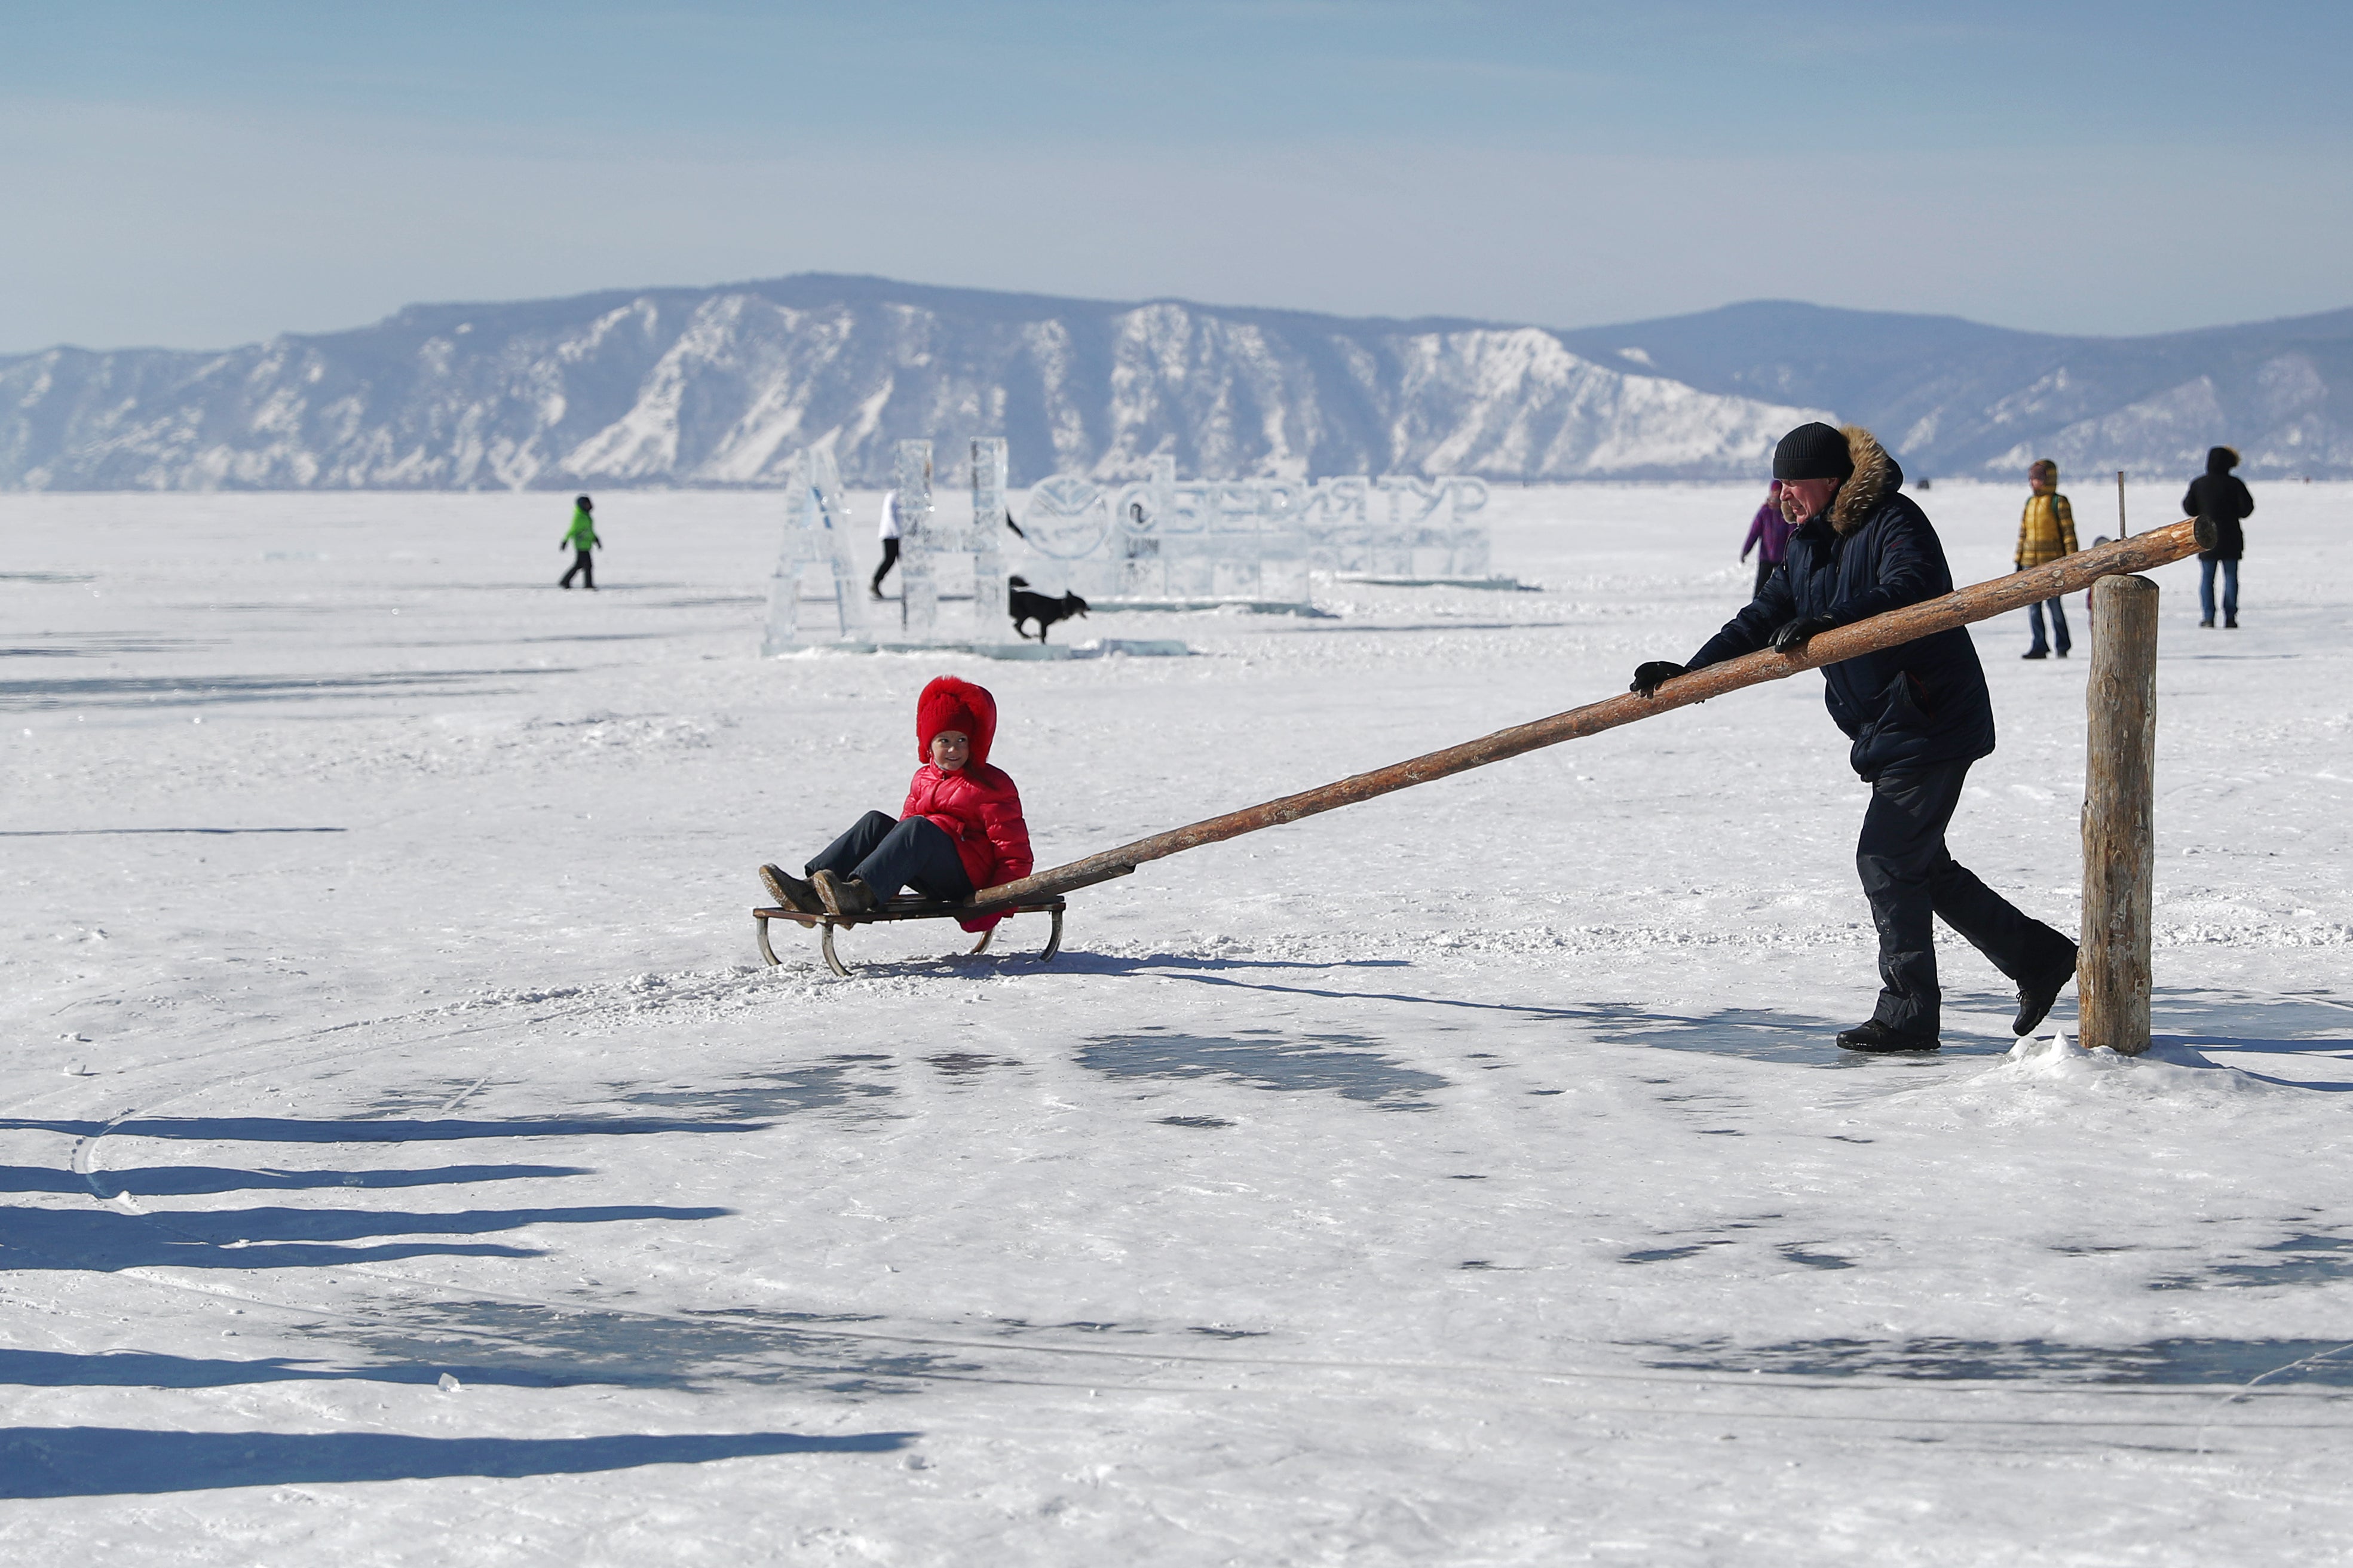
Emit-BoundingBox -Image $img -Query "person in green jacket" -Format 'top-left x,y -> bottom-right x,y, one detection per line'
560,495 -> 600,590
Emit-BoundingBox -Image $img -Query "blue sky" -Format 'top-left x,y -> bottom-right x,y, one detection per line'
4,1 -> 2346,351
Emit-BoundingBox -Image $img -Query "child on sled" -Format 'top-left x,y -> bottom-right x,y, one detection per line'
761,676 -> 1033,934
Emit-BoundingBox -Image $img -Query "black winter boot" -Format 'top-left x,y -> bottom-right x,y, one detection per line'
1836,1019 -> 1940,1053
2013,944 -> 2080,1036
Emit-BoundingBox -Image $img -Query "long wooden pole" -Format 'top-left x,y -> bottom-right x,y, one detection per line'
968,517 -> 2214,914
2079,575 -> 2160,1054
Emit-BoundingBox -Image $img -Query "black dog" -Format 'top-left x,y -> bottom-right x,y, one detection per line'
1007,576 -> 1090,642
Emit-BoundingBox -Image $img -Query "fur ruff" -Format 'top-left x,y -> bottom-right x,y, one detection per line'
1829,425 -> 1897,535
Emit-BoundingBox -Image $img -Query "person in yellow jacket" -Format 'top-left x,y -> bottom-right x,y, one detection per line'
2015,459 -> 2076,658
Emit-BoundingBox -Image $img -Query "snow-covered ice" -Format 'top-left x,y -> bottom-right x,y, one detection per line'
2,481 -> 2348,1563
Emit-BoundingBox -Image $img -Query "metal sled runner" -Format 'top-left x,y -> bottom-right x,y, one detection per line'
754,895 -> 1067,977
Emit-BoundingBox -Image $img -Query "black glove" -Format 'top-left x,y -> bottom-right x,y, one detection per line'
1630,661 -> 1686,698
1772,615 -> 1835,653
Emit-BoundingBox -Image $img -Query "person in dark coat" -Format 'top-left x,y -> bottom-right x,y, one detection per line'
1740,480 -> 1793,597
1629,422 -> 2078,1053
2182,446 -> 2254,628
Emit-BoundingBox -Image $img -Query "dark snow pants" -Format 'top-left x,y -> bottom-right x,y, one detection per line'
871,538 -> 900,597
560,548 -> 595,589
807,811 -> 974,904
1855,760 -> 2073,1038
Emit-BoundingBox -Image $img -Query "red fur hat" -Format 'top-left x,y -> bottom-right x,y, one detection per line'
916,675 -> 997,766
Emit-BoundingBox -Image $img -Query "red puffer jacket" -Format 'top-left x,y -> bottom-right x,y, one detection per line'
906,674 -> 1034,932
902,762 -> 1032,895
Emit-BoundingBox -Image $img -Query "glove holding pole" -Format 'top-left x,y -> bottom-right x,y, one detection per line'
1770,615 -> 1836,652
1629,661 -> 1686,699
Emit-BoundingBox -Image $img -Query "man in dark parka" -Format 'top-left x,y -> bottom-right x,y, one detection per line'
1629,422 -> 2078,1052
2182,445 -> 2254,628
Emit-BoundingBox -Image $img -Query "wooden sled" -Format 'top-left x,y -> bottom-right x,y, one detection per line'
754,895 -> 1067,977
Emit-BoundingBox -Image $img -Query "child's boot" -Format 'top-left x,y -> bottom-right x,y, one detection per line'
811,870 -> 878,919
759,864 -> 822,915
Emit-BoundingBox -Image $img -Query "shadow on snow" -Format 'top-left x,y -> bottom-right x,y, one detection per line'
0,1200 -> 730,1273
0,1162 -> 588,1198
0,1426 -> 915,1499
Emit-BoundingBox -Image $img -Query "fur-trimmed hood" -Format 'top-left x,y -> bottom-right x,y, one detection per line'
916,675 -> 998,766
1827,425 -> 1905,535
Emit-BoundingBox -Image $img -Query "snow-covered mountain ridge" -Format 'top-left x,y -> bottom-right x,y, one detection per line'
5,276 -> 2345,489
1558,300 -> 2353,482
0,276 -> 1823,490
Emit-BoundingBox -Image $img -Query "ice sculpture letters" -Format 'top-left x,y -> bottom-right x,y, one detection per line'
1012,458 -> 1490,603
764,444 -> 1493,650
759,446 -> 868,655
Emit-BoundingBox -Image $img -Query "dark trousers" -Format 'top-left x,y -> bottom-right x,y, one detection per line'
1753,557 -> 1779,598
2027,596 -> 2069,655
807,811 -> 973,904
1856,760 -> 2073,1036
871,538 -> 900,597
560,548 -> 595,589
2199,558 -> 2239,623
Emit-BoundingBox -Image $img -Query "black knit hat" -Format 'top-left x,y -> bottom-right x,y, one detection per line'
1772,422 -> 1854,482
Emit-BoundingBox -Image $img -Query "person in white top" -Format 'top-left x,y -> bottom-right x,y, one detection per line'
869,489 -> 901,600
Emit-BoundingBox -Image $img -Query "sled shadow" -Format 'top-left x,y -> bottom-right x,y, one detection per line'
0,1425 -> 915,1499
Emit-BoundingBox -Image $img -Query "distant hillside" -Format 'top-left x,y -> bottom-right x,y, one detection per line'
1557,300 -> 2353,481
4,278 -> 2342,489
0,276 -> 1824,490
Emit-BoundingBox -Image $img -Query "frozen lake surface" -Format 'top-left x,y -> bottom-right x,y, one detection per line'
3,481 -> 2348,1564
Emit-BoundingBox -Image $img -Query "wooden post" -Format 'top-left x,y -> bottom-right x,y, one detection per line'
2080,574 -> 2160,1054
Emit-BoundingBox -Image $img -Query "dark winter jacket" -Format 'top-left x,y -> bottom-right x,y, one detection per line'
1686,425 -> 1996,783
2183,448 -> 2254,561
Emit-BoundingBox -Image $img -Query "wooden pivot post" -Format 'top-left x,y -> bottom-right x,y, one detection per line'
2080,574 -> 2160,1054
